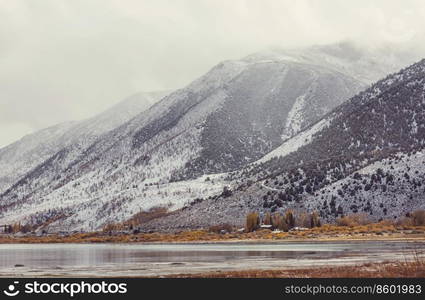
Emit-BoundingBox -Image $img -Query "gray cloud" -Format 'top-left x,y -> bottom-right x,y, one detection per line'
1,0 -> 425,147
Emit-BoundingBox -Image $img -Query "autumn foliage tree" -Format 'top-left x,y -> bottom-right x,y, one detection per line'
263,212 -> 271,225
245,212 -> 260,232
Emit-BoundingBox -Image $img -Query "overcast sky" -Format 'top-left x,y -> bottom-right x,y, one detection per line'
1,0 -> 425,148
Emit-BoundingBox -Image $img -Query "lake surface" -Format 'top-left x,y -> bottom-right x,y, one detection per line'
0,241 -> 424,277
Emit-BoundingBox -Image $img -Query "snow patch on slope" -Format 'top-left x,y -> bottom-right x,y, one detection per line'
281,94 -> 307,140
259,116 -> 333,163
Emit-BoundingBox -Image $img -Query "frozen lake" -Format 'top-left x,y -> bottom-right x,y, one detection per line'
0,241 -> 424,277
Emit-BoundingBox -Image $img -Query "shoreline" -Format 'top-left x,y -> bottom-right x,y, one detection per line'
2,236 -> 425,245
155,261 -> 425,278
1,224 -> 425,244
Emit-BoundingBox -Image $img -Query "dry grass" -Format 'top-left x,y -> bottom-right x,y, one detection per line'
336,213 -> 371,227
208,224 -> 233,234
0,223 -> 424,244
165,259 -> 425,278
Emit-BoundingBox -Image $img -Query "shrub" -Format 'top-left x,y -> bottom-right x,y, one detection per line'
209,224 -> 233,234
221,186 -> 233,198
397,217 -> 414,227
124,206 -> 169,227
4,225 -> 13,234
8,222 -> 34,234
412,210 -> 425,226
11,223 -> 21,233
20,224 -> 31,234
102,223 -> 123,232
271,213 -> 288,232
310,211 -> 322,228
336,213 -> 370,227
336,216 -> 356,227
245,212 -> 260,232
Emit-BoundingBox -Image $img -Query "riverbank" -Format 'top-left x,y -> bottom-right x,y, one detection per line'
1,223 -> 425,243
163,260 -> 425,278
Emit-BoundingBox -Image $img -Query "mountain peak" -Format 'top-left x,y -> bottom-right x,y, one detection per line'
243,41 -> 421,84
1,45 -> 423,232
149,55 -> 425,230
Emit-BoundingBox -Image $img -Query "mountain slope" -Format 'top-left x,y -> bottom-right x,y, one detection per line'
0,122 -> 77,194
0,43 -> 419,231
0,91 -> 168,194
144,58 -> 425,230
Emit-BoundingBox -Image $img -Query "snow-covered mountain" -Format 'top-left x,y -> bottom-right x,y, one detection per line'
246,41 -> 417,84
151,58 -> 425,230
0,42 -> 420,231
0,122 -> 77,194
0,91 -> 168,194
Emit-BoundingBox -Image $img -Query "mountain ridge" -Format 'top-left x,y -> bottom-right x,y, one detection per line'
0,90 -> 169,194
139,58 -> 425,230
0,43 -> 421,231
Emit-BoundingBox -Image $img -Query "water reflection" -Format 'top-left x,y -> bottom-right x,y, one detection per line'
0,241 -> 423,273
